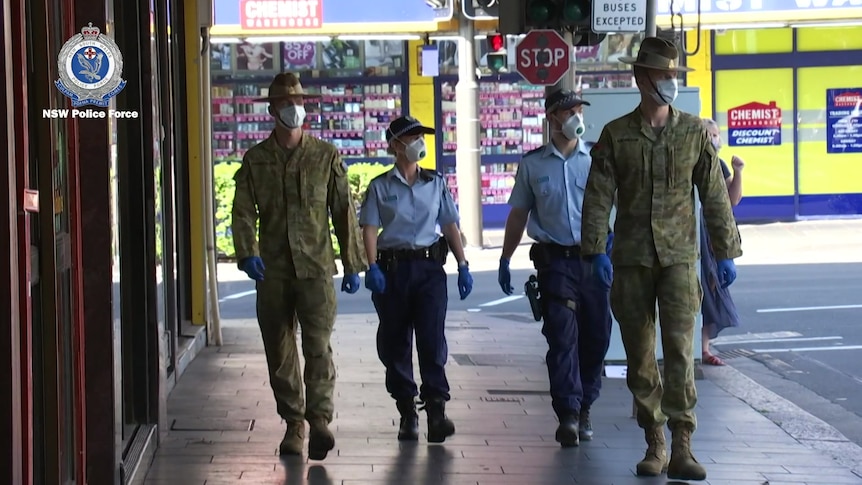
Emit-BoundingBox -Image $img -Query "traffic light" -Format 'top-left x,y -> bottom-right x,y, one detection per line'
463,0 -> 499,19
486,34 -> 508,73
520,0 -> 605,46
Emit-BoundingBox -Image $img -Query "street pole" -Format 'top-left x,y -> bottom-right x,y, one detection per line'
645,0 -> 657,36
543,30 -> 577,144
455,15 -> 484,248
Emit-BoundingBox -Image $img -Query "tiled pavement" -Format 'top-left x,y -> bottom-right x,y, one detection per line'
144,312 -> 862,485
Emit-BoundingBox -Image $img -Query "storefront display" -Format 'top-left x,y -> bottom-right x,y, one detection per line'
210,40 -> 408,163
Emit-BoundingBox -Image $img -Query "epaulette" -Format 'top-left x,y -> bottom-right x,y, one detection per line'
524,146 -> 544,157
370,171 -> 389,184
584,140 -> 596,150
419,168 -> 439,182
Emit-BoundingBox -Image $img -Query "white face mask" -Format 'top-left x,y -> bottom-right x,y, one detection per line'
561,113 -> 586,140
711,136 -> 722,151
649,78 -> 679,106
277,105 -> 306,129
402,138 -> 426,163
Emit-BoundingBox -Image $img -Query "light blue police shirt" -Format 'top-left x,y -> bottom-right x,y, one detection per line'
508,140 -> 593,246
359,166 -> 460,250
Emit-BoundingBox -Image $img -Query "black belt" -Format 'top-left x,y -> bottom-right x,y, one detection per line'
378,246 -> 435,262
536,242 -> 581,259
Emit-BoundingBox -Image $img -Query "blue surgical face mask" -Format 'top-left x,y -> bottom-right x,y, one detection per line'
649,78 -> 679,106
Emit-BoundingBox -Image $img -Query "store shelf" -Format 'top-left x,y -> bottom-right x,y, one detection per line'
439,79 -> 547,157
210,80 -> 406,160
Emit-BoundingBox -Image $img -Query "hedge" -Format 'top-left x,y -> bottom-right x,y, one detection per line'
213,160 -> 391,260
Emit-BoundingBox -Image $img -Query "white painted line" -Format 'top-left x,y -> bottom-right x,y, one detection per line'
713,336 -> 843,346
218,290 -> 256,302
757,304 -> 862,313
466,308 -> 482,313
713,331 -> 802,343
479,295 -> 525,307
751,344 -> 862,353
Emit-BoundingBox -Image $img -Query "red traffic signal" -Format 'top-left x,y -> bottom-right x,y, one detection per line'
487,33 -> 505,53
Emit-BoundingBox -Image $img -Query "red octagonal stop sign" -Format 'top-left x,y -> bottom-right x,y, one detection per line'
515,29 -> 571,86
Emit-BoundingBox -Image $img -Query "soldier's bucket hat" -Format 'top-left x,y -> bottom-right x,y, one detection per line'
619,37 -> 694,72
386,116 -> 435,142
253,73 -> 316,102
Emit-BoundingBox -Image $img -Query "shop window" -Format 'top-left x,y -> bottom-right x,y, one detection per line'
796,26 -> 862,52
714,28 -> 792,55
210,40 -> 407,163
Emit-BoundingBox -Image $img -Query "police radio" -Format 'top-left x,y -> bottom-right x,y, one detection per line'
524,274 -> 542,322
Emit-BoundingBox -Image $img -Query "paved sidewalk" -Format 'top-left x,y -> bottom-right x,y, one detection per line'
144,312 -> 862,485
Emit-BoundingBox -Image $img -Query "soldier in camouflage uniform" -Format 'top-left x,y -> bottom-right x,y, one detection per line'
580,38 -> 742,481
231,73 -> 368,460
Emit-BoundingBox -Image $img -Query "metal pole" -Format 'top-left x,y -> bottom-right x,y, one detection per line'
645,0 -> 658,37
455,16 -> 484,247
543,31 -> 577,144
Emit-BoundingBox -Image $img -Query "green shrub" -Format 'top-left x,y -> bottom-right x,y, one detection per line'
212,159 -> 390,260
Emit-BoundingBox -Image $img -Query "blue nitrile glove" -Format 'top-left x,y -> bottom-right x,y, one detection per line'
606,233 -> 615,254
498,258 -> 514,295
365,263 -> 386,294
717,259 -> 737,288
591,254 -> 613,289
458,265 -> 474,300
341,273 -> 360,294
239,256 -> 265,281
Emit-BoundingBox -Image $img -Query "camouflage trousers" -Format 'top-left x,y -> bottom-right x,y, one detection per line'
610,264 -> 703,431
255,277 -> 337,423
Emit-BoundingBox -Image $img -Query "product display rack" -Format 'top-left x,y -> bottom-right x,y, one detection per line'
434,73 -> 546,228
211,74 -> 408,165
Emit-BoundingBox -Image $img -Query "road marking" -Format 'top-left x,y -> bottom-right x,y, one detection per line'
757,304 -> 862,313
218,290 -> 256,302
713,331 -> 801,343
479,295 -> 525,307
751,344 -> 862,353
467,308 -> 481,313
713,336 -> 843,346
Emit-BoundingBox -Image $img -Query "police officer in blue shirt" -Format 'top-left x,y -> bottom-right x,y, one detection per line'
497,90 -> 613,447
359,116 -> 473,444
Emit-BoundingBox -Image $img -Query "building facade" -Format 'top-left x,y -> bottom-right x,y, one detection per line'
1,0 -> 214,482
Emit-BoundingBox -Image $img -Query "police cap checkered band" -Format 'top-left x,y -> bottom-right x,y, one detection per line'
386,116 -> 435,141
544,89 -> 591,113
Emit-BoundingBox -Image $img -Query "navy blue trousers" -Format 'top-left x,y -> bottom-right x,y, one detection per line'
372,259 -> 450,402
536,256 -> 613,418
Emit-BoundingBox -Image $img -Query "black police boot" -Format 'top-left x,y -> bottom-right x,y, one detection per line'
555,414 -> 580,447
396,399 -> 419,441
422,398 -> 455,443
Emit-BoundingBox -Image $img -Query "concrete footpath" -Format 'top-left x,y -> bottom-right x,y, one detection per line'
143,311 -> 862,485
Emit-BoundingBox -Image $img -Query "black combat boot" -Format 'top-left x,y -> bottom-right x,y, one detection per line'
421,398 -> 455,443
555,414 -> 580,447
396,399 -> 419,441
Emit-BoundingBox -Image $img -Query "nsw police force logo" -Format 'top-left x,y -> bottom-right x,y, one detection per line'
55,23 -> 127,108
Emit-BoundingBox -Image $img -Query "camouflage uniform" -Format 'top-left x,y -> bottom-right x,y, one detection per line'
580,106 -> 742,433
231,133 -> 367,424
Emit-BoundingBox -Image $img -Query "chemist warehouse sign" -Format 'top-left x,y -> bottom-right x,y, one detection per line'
728,101 -> 782,147
213,0 -> 453,35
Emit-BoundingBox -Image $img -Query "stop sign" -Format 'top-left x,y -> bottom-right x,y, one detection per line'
515,29 -> 571,86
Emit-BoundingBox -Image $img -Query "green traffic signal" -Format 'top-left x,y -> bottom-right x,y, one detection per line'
488,53 -> 507,73
526,0 -> 555,25
561,0 -> 586,23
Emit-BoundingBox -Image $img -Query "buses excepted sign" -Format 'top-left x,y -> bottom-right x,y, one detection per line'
591,0 -> 647,33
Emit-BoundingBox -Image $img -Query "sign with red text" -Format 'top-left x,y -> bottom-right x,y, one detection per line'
515,30 -> 570,86
239,0 -> 323,29
728,101 -> 782,147
826,88 -> 862,154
